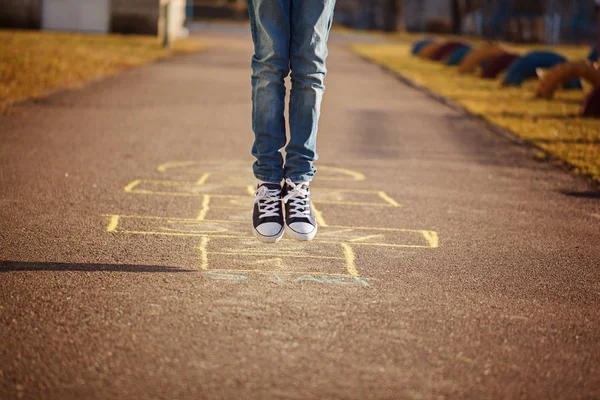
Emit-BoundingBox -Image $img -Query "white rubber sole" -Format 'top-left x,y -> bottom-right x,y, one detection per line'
285,224 -> 318,241
252,225 -> 284,243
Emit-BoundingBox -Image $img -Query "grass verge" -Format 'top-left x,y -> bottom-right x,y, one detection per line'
0,30 -> 203,113
351,39 -> 599,182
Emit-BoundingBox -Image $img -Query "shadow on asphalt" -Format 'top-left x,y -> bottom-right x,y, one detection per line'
562,191 -> 600,199
0,261 -> 196,273
531,137 -> 600,144
487,111 -> 581,120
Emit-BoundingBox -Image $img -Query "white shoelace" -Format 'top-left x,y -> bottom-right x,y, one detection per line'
254,185 -> 282,218
283,179 -> 311,219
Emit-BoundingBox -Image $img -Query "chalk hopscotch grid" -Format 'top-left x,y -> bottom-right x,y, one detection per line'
104,161 -> 439,278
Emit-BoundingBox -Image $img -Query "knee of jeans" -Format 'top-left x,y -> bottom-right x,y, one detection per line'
252,54 -> 290,81
290,69 -> 326,89
290,56 -> 327,88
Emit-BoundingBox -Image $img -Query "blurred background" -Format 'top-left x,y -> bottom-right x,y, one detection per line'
336,0 -> 599,45
0,0 -> 598,45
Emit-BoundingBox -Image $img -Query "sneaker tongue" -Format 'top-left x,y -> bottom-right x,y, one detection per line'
260,183 -> 281,190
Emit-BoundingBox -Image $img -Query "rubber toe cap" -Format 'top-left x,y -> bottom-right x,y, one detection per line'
256,222 -> 283,237
289,222 -> 316,234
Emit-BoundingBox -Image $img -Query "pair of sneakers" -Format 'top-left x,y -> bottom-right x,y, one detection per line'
252,179 -> 317,243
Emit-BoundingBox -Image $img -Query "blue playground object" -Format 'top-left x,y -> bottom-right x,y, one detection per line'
411,39 -> 435,55
588,46 -> 599,62
446,46 -> 472,66
502,51 -> 582,89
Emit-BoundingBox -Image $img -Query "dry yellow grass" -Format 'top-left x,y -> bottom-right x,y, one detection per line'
352,40 -> 600,181
0,30 -> 203,112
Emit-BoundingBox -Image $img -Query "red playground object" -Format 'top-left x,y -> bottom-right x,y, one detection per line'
430,41 -> 469,61
481,53 -> 520,79
581,85 -> 600,118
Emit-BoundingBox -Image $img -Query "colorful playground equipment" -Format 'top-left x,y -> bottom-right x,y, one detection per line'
458,44 -> 506,74
418,42 -> 443,59
502,51 -> 581,88
589,47 -> 599,62
481,53 -> 521,79
430,42 -> 470,61
581,85 -> 600,117
446,46 -> 472,66
535,62 -> 600,98
410,38 -> 599,118
411,39 -> 436,55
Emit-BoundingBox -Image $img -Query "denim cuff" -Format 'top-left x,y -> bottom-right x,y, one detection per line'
285,174 -> 314,183
253,173 -> 283,184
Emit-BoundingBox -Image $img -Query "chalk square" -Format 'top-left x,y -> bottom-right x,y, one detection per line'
201,237 -> 356,276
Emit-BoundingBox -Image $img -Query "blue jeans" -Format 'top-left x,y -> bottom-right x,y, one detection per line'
248,0 -> 336,183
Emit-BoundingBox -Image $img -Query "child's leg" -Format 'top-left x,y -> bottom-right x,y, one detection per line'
248,0 -> 292,184
285,0 -> 336,183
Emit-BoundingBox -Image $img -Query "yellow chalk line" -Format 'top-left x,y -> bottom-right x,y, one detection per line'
157,161 -> 198,172
198,236 -> 209,270
132,179 -> 391,196
127,190 -> 396,207
123,179 -> 142,193
197,195 -> 211,220
341,243 -> 359,276
315,188 -> 395,194
127,179 -> 197,187
160,227 -> 229,234
102,214 -> 437,234
326,224 -> 427,233
158,160 -> 249,173
421,230 -> 439,248
351,242 -> 433,248
251,258 -> 282,264
114,230 -> 436,248
205,205 -> 253,210
126,174 -> 210,194
318,166 -> 366,181
126,190 -> 250,199
318,228 -> 356,237
377,191 -> 401,207
208,252 -> 344,260
348,234 -> 383,242
106,215 -> 120,232
126,183 -> 399,208
317,177 -> 363,182
311,202 -> 328,227
103,214 -> 247,224
205,269 -> 360,277
316,200 -> 395,207
195,173 -> 211,185
156,163 -> 365,182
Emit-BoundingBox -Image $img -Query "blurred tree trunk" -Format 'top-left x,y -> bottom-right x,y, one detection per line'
451,0 -> 463,34
382,0 -> 399,32
464,0 -> 484,14
597,4 -> 600,53
450,0 -> 483,35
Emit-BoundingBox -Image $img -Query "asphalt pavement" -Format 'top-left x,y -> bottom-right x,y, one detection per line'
1,24 -> 599,399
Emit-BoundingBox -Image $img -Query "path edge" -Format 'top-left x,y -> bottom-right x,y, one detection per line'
351,51 -> 600,187
1,43 -> 206,115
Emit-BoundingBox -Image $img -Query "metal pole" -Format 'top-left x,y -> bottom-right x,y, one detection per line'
163,0 -> 171,49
